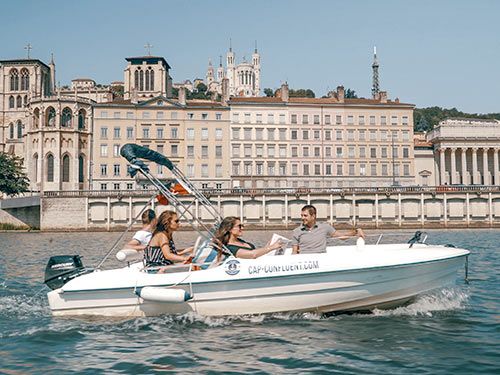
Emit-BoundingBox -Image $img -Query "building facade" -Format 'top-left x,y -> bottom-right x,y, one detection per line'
229,84 -> 416,188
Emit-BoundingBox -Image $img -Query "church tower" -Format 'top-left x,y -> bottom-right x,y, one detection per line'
206,58 -> 214,86
217,55 -> 224,82
226,40 -> 235,96
252,41 -> 261,96
123,56 -> 172,102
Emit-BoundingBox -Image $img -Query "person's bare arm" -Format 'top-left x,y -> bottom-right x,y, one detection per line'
292,244 -> 300,254
235,241 -> 283,259
332,228 -> 365,240
125,238 -> 146,251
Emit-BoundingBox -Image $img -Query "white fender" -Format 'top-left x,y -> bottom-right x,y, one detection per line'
116,249 -> 143,262
138,287 -> 192,303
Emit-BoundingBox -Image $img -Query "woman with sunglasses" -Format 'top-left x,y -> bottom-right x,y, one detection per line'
144,210 -> 192,267
214,216 -> 283,259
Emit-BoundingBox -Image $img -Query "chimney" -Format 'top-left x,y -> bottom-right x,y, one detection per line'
178,86 -> 186,105
281,82 -> 289,102
221,78 -> 229,105
394,97 -> 400,103
337,85 -> 344,103
379,91 -> 387,103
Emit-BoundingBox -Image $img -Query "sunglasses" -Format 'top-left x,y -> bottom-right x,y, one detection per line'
234,224 -> 244,229
174,219 -> 180,223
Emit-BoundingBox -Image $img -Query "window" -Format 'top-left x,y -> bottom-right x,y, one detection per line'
336,130 -> 343,141
382,164 -> 388,176
360,164 -> 366,176
113,112 -> 120,119
395,164 -> 400,176
370,130 -> 377,141
391,116 -> 398,125
100,164 -> 107,176
142,112 -> 150,119
337,164 -> 343,176
256,163 -> 263,175
302,114 -> 309,124
303,147 -> 309,157
325,115 -> 331,125
142,128 -> 150,139
201,145 -> 208,158
314,130 -> 320,140
100,144 -> 108,157
127,183 -> 133,190
402,116 -> 409,125
113,164 -> 120,176
291,147 -> 298,157
381,130 -> 388,141
359,147 -> 366,158
187,145 -> 194,157
291,114 -> 297,124
114,183 -> 120,190
381,147 -> 387,158
348,130 -> 355,141
303,130 -> 309,140
279,146 -> 287,157
336,147 -> 343,157
201,183 -> 209,189
187,164 -> 194,177
232,163 -> 240,175
216,164 -> 222,177
126,112 -> 134,119
403,147 -> 409,158
325,164 -> 332,175
232,128 -> 240,139
201,164 -> 209,177
277,128 -> 285,141
370,147 -> 377,158
279,163 -> 286,175
187,113 -> 194,119
404,164 -> 410,176
348,147 -> 355,158
244,128 -> 251,140
279,114 -> 285,124
402,131 -> 409,141
359,130 -> 366,141
187,128 -> 194,140
303,164 -> 310,175
232,113 -> 239,123
291,130 -> 298,140
370,116 -> 375,125
268,145 -> 275,157
215,128 -> 223,140
244,145 -> 252,157
325,130 -> 331,140
264,128 -> 274,141
202,113 -> 208,120
347,115 -> 354,125
171,145 -> 178,156
112,127 -> 120,139
256,128 -> 263,140
126,127 -> 133,139
314,164 -> 321,175
216,145 -> 222,158
232,145 -> 240,157
201,128 -> 208,140
349,164 -> 355,176
381,116 -> 387,125
267,114 -> 274,124
244,163 -> 252,175
101,111 -> 108,118
336,115 -> 342,125
292,164 -> 298,175
215,113 -> 222,120
157,145 -> 164,154
325,147 -> 331,157
156,127 -> 164,139
359,116 -> 365,125
101,127 -> 108,139
256,144 -> 263,157
9,96 -> 14,108
393,147 -> 398,158
171,127 -> 178,139
100,183 -> 108,190
16,121 -> 22,138
371,164 -> 377,176
62,155 -> 70,182
314,115 -> 320,124
244,113 -> 250,123
113,144 -> 120,157
156,112 -> 164,120
256,114 -> 262,124
314,147 -> 320,157
171,112 -> 178,120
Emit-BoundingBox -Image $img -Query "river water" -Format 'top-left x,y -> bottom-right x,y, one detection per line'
0,229 -> 498,374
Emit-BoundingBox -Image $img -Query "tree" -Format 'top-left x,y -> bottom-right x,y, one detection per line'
264,88 -> 274,97
289,89 -> 315,98
0,153 -> 29,197
345,88 -> 358,98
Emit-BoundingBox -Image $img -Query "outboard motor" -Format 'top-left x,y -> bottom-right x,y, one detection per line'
44,255 -> 91,290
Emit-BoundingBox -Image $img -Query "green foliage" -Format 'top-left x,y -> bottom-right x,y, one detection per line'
345,88 -> 358,98
264,88 -> 274,97
288,89 -> 315,98
413,107 -> 500,132
0,153 -> 29,197
187,83 -> 214,100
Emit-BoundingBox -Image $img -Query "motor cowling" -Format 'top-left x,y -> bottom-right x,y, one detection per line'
44,255 -> 90,290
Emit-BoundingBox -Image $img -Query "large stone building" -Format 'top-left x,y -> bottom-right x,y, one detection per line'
229,84 -> 416,188
206,44 -> 260,97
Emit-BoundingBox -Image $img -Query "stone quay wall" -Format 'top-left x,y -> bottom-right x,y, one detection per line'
39,186 -> 500,231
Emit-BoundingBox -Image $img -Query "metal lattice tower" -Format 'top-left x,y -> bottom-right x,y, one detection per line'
372,46 -> 380,98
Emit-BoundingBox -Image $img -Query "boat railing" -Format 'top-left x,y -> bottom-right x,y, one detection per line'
327,231 -> 428,246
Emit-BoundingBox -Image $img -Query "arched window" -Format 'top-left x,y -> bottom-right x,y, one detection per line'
150,69 -> 154,91
62,155 -> 70,182
134,69 -> 139,90
33,153 -> 38,183
139,69 -> 144,91
23,95 -> 28,107
17,121 -> 23,139
78,155 -> 85,183
16,95 -> 22,108
9,123 -> 14,139
9,96 -> 14,108
33,108 -> 40,128
46,107 -> 56,127
61,107 -> 72,127
10,69 -> 19,91
47,154 -> 54,182
145,69 -> 150,91
78,109 -> 86,129
20,69 -> 29,91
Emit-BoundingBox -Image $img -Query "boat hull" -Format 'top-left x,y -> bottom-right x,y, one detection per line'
48,246 -> 468,317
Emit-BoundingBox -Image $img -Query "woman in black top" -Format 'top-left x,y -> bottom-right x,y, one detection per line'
144,210 -> 192,267
213,216 -> 283,259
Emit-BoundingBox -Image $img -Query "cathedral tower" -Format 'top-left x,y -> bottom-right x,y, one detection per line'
372,46 -> 380,99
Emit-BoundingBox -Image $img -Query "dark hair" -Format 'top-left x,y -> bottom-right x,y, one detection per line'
153,210 -> 177,239
141,209 -> 156,225
213,216 -> 239,247
301,205 -> 317,216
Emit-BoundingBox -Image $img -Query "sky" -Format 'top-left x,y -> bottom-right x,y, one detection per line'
1,0 -> 499,113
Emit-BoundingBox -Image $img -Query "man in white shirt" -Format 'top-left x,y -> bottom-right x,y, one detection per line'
126,209 -> 156,250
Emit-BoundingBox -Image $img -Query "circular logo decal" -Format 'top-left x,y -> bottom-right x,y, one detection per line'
224,259 -> 241,276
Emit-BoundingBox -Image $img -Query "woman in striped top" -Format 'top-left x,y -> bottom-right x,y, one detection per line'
144,210 -> 193,268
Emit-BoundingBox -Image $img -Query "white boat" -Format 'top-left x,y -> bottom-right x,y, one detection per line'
44,144 -> 470,317
46,242 -> 469,317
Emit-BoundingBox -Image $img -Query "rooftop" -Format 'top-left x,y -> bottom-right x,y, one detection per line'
125,56 -> 171,69
229,96 -> 414,107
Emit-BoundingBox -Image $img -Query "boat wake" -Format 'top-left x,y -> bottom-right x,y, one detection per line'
370,287 -> 470,317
